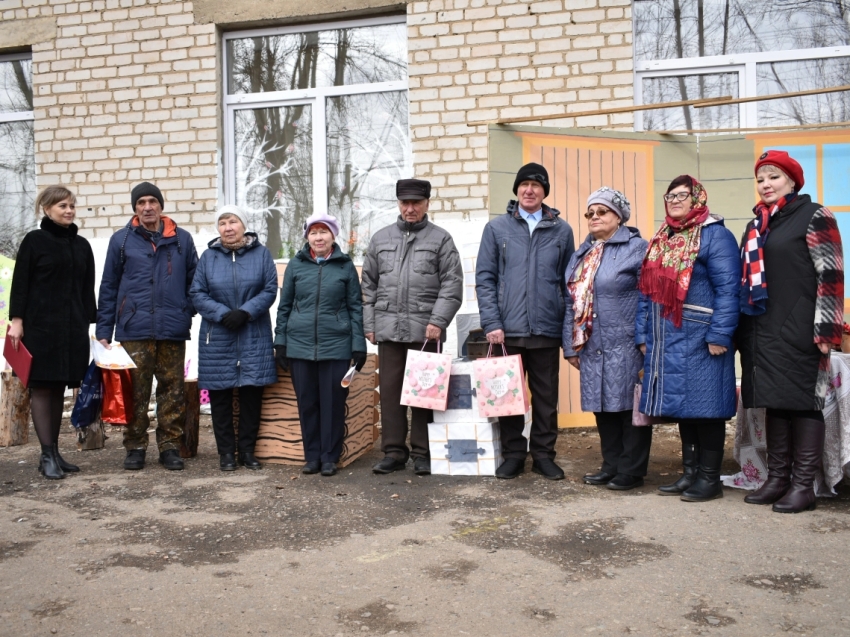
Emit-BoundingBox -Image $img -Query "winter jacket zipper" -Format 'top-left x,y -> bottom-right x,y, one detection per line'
232,250 -> 241,380
314,261 -> 324,360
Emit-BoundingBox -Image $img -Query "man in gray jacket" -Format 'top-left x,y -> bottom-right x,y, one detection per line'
476,163 -> 575,480
362,178 -> 464,475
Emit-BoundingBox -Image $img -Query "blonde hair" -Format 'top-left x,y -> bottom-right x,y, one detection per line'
757,164 -> 795,187
35,186 -> 75,219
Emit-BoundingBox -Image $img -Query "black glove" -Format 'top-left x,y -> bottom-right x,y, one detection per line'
352,351 -> 367,372
275,345 -> 289,372
221,309 -> 250,331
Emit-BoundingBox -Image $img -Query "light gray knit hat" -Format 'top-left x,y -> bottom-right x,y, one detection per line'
586,187 -> 631,222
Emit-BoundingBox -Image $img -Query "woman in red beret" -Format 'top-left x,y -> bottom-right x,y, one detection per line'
738,150 -> 844,513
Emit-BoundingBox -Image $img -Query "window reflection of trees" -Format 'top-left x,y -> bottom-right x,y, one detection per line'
642,73 -> 739,130
326,91 -> 409,259
635,0 -> 850,129
226,24 -> 408,259
0,59 -> 35,259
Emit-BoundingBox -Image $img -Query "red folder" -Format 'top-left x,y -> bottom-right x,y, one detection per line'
3,328 -> 32,388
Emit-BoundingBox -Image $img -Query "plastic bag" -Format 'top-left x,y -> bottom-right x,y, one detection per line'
101,369 -> 134,425
71,361 -> 102,429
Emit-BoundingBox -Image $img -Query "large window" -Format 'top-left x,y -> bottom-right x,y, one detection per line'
223,17 -> 410,259
634,0 -> 850,131
0,53 -> 35,259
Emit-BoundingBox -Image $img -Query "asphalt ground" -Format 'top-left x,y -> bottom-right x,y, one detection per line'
1,419 -> 849,637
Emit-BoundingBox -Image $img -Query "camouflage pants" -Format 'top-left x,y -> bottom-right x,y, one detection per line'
122,340 -> 186,453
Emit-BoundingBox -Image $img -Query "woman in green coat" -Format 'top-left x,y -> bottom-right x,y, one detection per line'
274,213 -> 367,476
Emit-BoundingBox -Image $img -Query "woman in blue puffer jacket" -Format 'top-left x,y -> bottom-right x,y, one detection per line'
635,175 -> 739,503
190,205 -> 278,471
563,187 -> 650,492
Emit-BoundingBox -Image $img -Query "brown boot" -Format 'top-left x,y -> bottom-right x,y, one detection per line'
773,417 -> 824,514
745,413 -> 791,505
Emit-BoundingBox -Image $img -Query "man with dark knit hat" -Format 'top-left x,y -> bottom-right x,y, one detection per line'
475,163 -> 575,480
362,178 -> 464,475
96,182 -> 199,471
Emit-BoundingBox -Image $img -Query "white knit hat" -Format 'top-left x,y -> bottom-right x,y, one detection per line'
217,204 -> 249,231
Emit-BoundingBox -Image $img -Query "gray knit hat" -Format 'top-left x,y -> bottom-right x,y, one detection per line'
586,187 -> 631,222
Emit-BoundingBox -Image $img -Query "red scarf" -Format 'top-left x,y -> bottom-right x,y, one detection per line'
639,177 -> 711,327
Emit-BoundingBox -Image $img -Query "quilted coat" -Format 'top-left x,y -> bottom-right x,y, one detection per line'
476,201 -> 575,339
189,234 -> 278,390
9,217 -> 97,385
562,225 -> 647,413
275,243 -> 367,361
96,216 -> 198,343
635,218 -> 740,419
361,215 -> 463,344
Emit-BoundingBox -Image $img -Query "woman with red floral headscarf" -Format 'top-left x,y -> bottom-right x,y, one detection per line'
738,150 -> 844,514
635,175 -> 740,503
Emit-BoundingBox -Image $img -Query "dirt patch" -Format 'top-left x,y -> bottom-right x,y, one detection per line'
339,600 -> 418,634
424,558 -> 478,582
526,607 -> 556,621
740,573 -> 824,595
0,540 -> 37,561
451,512 -> 671,581
73,552 -> 171,577
684,603 -> 737,629
809,518 -> 850,533
30,598 -> 74,618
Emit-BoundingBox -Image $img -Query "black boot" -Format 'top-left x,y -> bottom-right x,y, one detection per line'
680,448 -> 724,502
38,444 -> 65,480
745,413 -> 791,505
238,451 -> 262,470
773,418 -> 824,514
53,442 -> 80,473
657,443 -> 698,495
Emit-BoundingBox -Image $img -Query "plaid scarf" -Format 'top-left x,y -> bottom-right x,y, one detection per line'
567,240 -> 606,351
639,178 -> 710,328
740,193 -> 796,315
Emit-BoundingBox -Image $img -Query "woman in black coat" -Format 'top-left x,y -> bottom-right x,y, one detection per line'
8,186 -> 97,480
738,151 -> 844,513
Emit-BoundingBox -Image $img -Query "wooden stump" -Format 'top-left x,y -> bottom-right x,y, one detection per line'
0,370 -> 30,447
180,380 -> 200,458
255,354 -> 379,467
77,419 -> 106,451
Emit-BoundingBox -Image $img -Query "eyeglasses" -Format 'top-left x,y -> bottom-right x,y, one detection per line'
584,208 -> 612,219
663,191 -> 691,203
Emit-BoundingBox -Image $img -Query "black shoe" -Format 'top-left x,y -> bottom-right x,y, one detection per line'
53,442 -> 80,473
39,444 -> 65,480
681,449 -> 724,502
220,453 -> 237,471
607,474 -> 644,491
159,449 -> 184,471
372,456 -> 406,474
124,449 -> 146,471
532,458 -> 565,481
238,451 -> 262,470
302,460 -> 321,474
413,458 -> 431,475
584,470 -> 615,485
321,462 -> 337,477
658,443 -> 699,495
495,458 -> 525,479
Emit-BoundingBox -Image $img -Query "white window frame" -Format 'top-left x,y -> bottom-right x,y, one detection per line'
221,15 -> 408,212
0,52 -> 34,123
634,45 -> 850,130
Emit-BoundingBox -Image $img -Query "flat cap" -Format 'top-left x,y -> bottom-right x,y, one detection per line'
396,178 -> 431,201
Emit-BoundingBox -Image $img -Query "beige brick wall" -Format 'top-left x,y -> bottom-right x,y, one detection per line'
2,0 -> 635,235
407,0 -> 634,220
0,0 -> 218,238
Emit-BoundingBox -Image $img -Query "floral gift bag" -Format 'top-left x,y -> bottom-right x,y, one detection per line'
472,344 -> 530,418
400,341 -> 453,411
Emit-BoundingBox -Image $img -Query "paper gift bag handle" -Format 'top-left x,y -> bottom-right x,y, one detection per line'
421,339 -> 442,354
485,343 -> 508,358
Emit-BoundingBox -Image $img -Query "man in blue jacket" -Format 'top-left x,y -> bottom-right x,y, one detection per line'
476,163 -> 575,480
97,182 -> 199,471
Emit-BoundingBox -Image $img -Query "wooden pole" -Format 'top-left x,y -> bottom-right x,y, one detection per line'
492,95 -> 734,125
692,83 -> 850,109
0,370 -> 29,447
654,120 -> 850,135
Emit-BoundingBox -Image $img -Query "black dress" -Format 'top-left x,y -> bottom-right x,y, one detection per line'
9,217 -> 97,387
